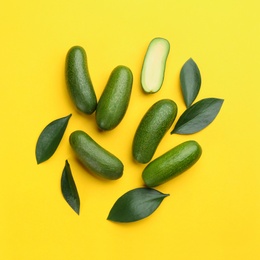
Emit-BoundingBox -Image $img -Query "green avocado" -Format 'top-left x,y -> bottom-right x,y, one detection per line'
69,130 -> 124,180
132,99 -> 177,164
141,37 -> 170,93
96,65 -> 133,130
142,140 -> 202,187
65,46 -> 97,114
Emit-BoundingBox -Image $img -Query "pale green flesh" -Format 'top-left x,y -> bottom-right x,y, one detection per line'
141,38 -> 170,93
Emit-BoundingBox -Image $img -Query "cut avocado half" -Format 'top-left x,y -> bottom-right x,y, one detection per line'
141,37 -> 170,93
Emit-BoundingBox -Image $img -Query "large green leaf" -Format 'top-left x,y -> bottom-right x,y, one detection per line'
61,160 -> 80,215
180,58 -> 201,108
107,188 -> 169,223
35,114 -> 72,164
171,98 -> 224,134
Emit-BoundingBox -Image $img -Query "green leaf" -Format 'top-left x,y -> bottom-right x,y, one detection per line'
180,58 -> 201,108
61,160 -> 80,215
171,98 -> 224,134
107,188 -> 169,223
35,114 -> 72,164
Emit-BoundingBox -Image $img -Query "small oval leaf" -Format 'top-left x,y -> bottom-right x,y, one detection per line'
61,160 -> 80,215
171,98 -> 224,134
180,58 -> 201,107
107,188 -> 169,223
36,114 -> 72,164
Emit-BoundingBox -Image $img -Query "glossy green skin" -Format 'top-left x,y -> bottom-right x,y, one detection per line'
65,46 -> 97,114
69,130 -> 124,180
132,99 -> 177,164
142,140 -> 202,187
96,65 -> 133,130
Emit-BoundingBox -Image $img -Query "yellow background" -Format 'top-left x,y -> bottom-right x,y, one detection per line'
1,0 -> 260,259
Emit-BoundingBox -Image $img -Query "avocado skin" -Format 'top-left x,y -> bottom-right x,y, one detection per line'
69,130 -> 124,180
66,46 -> 97,114
142,140 -> 202,187
132,99 -> 177,164
96,65 -> 133,130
